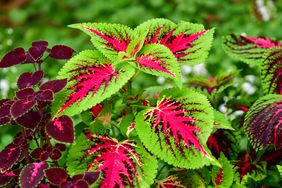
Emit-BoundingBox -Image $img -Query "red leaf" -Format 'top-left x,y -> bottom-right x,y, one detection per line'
85,136 -> 141,188
39,79 -> 67,93
10,98 -> 36,119
46,115 -> 74,143
50,45 -> 75,60
90,104 -> 103,117
20,162 -> 49,188
45,167 -> 67,185
17,71 -> 44,89
31,148 -> 44,159
0,48 -> 26,68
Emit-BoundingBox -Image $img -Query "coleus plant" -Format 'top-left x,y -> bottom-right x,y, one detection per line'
0,19 -> 281,188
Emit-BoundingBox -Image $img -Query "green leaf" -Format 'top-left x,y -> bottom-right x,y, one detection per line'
222,34 -> 280,66
55,50 -> 135,116
244,94 -> 282,150
211,153 -> 235,188
135,88 -> 217,169
130,43 -> 182,88
69,23 -> 133,62
67,134 -> 157,188
261,48 -> 282,94
213,110 -> 234,131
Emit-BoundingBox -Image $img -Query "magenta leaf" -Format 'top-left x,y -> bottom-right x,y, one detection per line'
261,49 -> 282,94
67,134 -> 157,188
0,171 -> 16,187
46,115 -> 74,143
17,71 -> 44,89
10,98 -> 36,119
244,94 -> 282,150
135,88 -> 216,169
69,23 -> 133,62
55,50 -> 135,116
45,167 -> 67,185
134,19 -> 214,65
19,162 -> 49,188
15,110 -> 42,129
36,89 -> 54,101
16,88 -> 35,100
132,44 -> 181,87
223,34 -> 280,65
39,79 -> 67,93
0,47 -> 26,68
49,45 -> 75,60
0,143 -> 21,173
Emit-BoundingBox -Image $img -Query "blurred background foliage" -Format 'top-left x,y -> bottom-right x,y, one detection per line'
0,0 -> 282,148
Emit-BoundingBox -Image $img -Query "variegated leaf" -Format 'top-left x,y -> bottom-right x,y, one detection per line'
55,50 -> 135,116
223,34 -> 280,66
135,88 -> 216,169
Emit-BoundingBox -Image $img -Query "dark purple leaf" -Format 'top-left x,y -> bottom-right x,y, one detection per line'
10,98 -> 36,119
40,152 -> 49,161
31,148 -> 44,159
73,180 -> 89,188
0,102 -> 11,118
244,95 -> 282,150
0,171 -> 16,186
19,162 -> 48,188
17,71 -> 44,89
83,172 -> 99,185
46,115 -> 74,143
28,46 -> 46,62
0,116 -> 10,126
36,89 -> 54,101
54,143 -> 66,151
15,110 -> 42,129
50,149 -> 61,160
49,45 -> 74,60
16,88 -> 35,100
0,143 -> 21,173
37,183 -> 50,188
39,79 -> 67,93
0,48 -> 26,68
0,99 -> 9,106
32,41 -> 48,47
45,167 -> 67,185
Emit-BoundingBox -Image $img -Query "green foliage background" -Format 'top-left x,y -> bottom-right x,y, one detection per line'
0,0 -> 281,157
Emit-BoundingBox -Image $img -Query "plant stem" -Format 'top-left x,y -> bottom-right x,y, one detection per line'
21,128 -> 30,164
